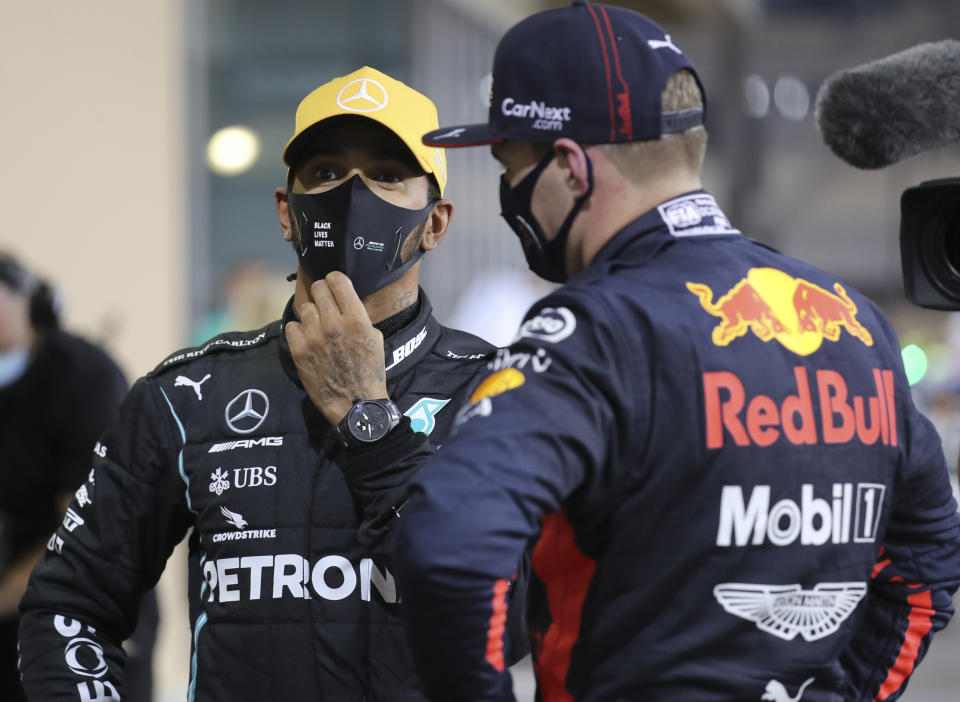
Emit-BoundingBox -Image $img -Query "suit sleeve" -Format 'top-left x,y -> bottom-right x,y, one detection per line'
18,377 -> 193,701
334,400 -> 532,666
50,352 -> 128,494
331,417 -> 437,547
840,402 -> 960,701
393,293 -> 626,701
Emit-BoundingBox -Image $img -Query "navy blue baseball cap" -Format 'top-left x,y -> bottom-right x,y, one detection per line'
423,0 -> 706,148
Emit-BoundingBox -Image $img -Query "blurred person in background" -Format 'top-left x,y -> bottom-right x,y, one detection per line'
448,265 -> 556,347
381,2 -> 960,701
17,66 -> 525,700
189,260 -> 291,346
0,253 -> 156,701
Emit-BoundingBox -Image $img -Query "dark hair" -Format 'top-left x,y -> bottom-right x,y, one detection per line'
0,254 -> 60,329
426,176 -> 441,204
596,70 -> 708,179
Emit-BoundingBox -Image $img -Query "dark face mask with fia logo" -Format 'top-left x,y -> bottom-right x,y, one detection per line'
289,174 -> 436,299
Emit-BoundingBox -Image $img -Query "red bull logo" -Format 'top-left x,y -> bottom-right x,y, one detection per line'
703,367 -> 897,449
687,268 -> 873,355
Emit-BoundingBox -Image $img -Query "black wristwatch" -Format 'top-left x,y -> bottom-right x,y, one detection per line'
337,397 -> 402,448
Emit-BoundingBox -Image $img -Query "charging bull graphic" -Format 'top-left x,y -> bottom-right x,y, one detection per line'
686,268 -> 873,356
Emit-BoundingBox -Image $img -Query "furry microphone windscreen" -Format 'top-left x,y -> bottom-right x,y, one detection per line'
815,39 -> 960,169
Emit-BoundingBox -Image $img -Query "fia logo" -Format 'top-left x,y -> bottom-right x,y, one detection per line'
404,398 -> 450,436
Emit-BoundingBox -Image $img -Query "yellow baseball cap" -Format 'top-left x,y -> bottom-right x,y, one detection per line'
282,66 -> 448,196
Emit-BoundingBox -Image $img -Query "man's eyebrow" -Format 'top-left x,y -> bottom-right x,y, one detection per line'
302,143 -> 421,170
299,144 -> 345,160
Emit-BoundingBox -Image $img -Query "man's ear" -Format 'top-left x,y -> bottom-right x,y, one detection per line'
275,187 -> 293,242
553,138 -> 592,198
420,200 -> 454,250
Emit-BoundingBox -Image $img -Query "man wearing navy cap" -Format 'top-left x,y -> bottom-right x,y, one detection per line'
390,2 -> 960,700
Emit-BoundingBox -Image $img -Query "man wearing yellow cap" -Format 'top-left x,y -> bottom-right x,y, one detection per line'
17,67 -> 527,701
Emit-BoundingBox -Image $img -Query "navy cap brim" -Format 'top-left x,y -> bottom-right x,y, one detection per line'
422,123 -> 502,148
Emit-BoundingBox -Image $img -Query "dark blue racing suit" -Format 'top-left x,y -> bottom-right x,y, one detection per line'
393,192 -> 960,701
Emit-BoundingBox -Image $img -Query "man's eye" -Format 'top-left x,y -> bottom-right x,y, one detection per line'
314,167 -> 339,181
375,173 -> 403,184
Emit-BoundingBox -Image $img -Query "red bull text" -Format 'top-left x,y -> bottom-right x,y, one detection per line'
703,367 -> 897,449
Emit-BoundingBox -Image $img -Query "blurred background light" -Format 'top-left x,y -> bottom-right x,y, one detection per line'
206,125 -> 261,177
744,74 -> 771,118
773,75 -> 810,121
902,343 -> 929,385
478,72 -> 493,108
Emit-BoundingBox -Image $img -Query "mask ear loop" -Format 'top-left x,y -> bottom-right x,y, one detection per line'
556,147 -> 595,241
515,149 -> 556,195
498,149 -> 556,249
545,147 -> 595,279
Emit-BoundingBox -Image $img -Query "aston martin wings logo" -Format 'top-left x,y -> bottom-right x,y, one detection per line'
713,582 -> 867,641
220,506 -> 248,530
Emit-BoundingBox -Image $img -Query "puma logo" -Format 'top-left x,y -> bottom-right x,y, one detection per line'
431,127 -> 467,140
175,373 -> 211,400
647,34 -> 683,55
762,677 -> 814,702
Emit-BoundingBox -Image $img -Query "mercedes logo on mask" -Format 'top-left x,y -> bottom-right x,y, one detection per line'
225,389 -> 269,434
353,236 -> 365,250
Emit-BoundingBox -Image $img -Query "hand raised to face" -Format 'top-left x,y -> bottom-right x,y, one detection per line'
284,272 -> 389,425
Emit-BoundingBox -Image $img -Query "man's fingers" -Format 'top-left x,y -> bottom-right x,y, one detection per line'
324,272 -> 367,320
284,320 -> 306,355
309,278 -> 340,316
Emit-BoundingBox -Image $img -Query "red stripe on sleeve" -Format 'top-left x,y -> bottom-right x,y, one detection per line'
874,590 -> 934,700
585,3 -> 616,141
485,578 -> 510,672
532,510 -> 597,702
871,558 -> 892,579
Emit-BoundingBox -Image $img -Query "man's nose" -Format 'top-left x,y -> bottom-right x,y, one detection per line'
344,168 -> 372,185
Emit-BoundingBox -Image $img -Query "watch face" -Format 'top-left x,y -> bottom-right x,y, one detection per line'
348,402 -> 392,442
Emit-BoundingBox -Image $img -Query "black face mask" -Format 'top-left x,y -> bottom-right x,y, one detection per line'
498,148 -> 595,283
289,175 -> 435,299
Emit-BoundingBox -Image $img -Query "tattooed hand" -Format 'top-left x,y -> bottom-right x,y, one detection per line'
285,272 -> 389,426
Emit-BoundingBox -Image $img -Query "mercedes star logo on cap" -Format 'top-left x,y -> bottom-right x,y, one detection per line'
336,78 -> 389,113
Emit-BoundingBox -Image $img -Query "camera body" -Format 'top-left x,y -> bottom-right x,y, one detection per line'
900,178 -> 960,309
